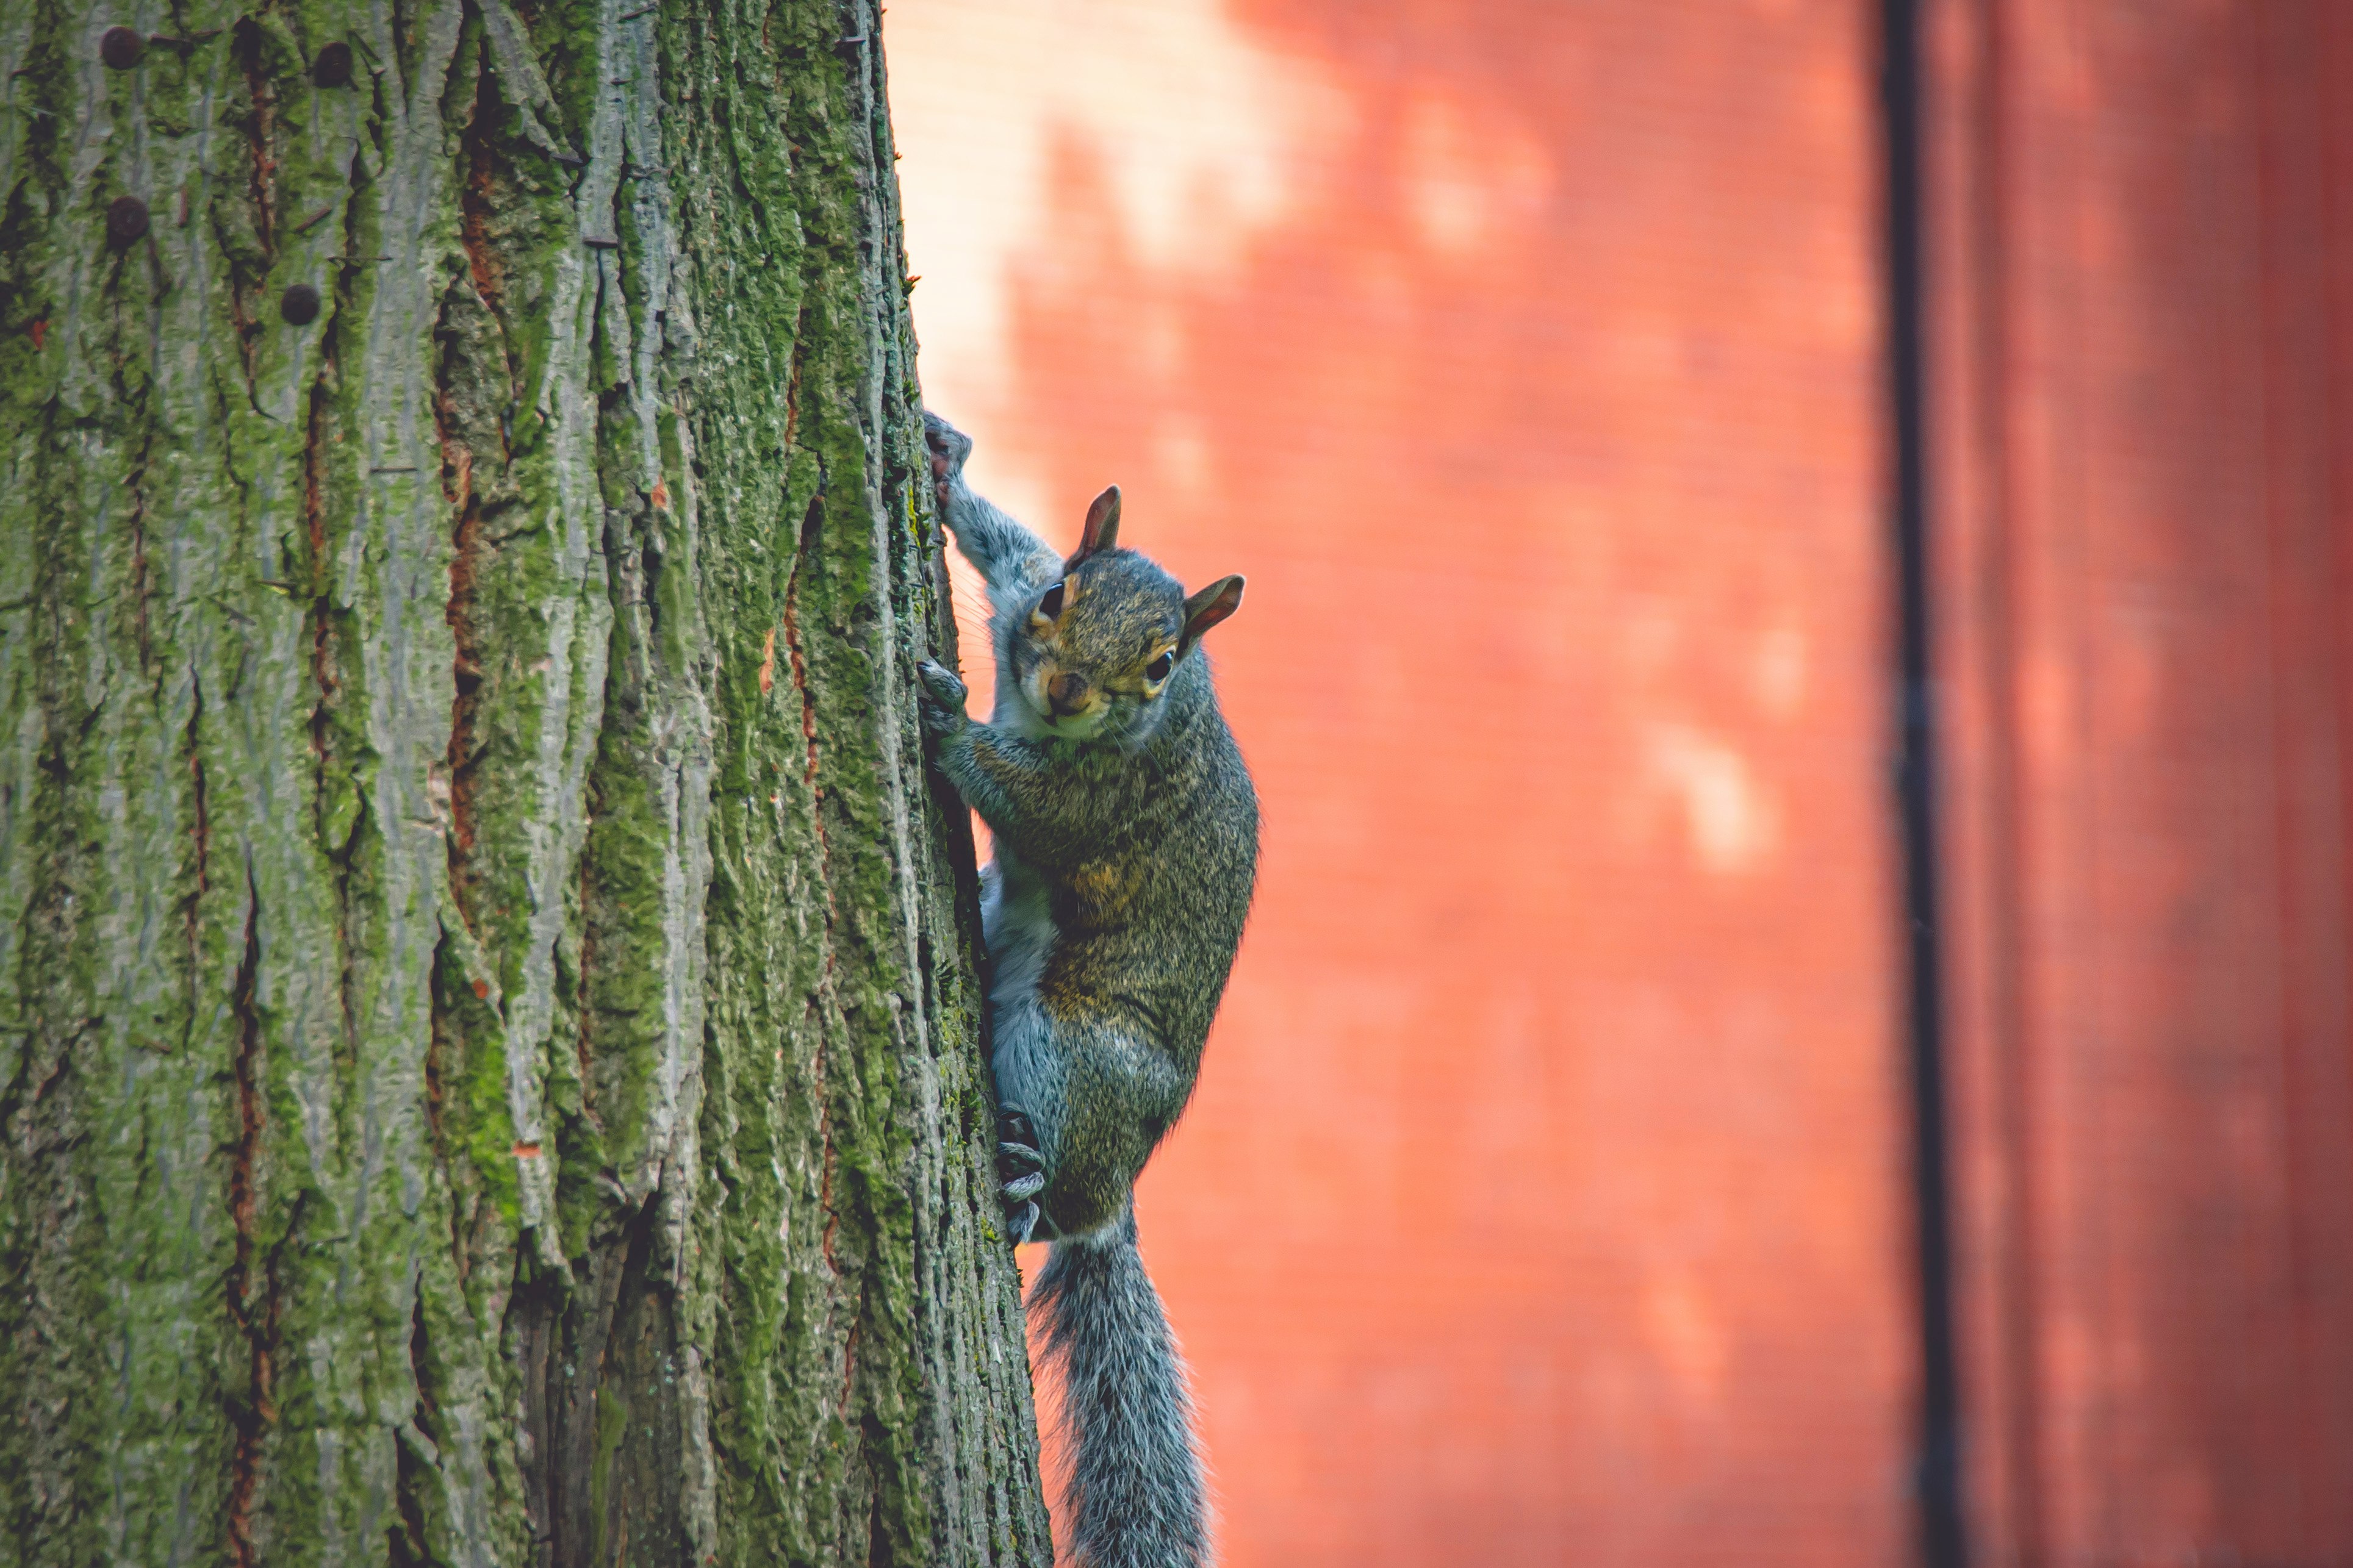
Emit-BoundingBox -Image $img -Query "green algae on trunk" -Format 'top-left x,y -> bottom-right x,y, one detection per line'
0,0 -> 1047,1563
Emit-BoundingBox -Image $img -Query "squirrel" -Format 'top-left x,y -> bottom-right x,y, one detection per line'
916,412 -> 1259,1568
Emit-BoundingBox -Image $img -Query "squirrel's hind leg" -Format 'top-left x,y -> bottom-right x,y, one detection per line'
994,1008 -> 1191,1242
988,993 -> 1070,1243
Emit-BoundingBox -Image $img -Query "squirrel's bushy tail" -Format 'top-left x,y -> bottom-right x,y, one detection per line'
1032,1210 -> 1209,1568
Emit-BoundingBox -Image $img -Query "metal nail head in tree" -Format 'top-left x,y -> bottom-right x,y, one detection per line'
280,284 -> 322,326
99,26 -> 142,67
312,41 -> 353,87
106,195 -> 148,248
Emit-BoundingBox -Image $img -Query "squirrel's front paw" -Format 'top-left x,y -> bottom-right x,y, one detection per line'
916,659 -> 969,736
922,412 -> 972,512
997,1104 -> 1046,1245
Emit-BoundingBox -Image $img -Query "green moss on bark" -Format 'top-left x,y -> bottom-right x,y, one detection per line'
0,0 -> 1049,1563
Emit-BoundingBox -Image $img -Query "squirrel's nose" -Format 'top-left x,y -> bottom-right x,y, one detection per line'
1046,671 -> 1091,717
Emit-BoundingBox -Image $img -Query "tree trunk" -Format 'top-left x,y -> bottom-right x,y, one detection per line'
0,0 -> 1050,1563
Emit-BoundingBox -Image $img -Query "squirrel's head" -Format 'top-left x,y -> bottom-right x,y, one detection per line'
1005,484 -> 1244,747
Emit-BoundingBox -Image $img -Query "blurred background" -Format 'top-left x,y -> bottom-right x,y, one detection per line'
885,2 -> 2353,1564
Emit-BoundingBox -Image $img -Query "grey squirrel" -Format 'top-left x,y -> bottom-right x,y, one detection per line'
917,412 -> 1259,1568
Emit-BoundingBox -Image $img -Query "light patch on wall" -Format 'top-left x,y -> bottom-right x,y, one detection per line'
1154,415 -> 1212,494
887,0 -> 1347,430
1400,91 -> 1551,257
1642,1274 -> 1731,1400
1644,723 -> 1779,875
1753,625 -> 1809,716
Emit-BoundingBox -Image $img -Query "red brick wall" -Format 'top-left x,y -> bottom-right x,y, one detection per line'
896,2 -> 2353,1562
893,4 -> 1911,1564
1928,3 -> 2353,1563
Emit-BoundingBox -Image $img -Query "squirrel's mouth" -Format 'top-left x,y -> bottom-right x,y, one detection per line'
1024,667 -> 1110,739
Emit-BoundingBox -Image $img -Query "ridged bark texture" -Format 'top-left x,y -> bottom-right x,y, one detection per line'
0,0 -> 1051,1563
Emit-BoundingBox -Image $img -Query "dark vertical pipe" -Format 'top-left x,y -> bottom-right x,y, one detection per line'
1881,2 -> 1967,1567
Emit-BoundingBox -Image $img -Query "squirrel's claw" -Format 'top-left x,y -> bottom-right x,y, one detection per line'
922,410 -> 972,473
999,1104 -> 1041,1151
916,659 -> 969,734
996,1105 -> 1047,1228
917,658 -> 967,709
923,411 -> 972,511
1002,1171 -> 1046,1203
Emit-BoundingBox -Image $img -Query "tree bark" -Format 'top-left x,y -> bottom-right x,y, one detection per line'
0,0 -> 1049,1563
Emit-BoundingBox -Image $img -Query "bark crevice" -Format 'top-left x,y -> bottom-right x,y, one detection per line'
783,489 -> 825,789
179,670 -> 210,1058
223,866 -> 271,1568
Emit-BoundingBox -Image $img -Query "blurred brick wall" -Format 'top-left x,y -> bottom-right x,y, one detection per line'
889,3 -> 1911,1564
1927,3 -> 2353,1565
886,0 -> 2353,1562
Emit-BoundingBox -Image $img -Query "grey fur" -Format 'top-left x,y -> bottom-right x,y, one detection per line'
1034,1212 -> 1210,1568
920,411 -> 1258,1567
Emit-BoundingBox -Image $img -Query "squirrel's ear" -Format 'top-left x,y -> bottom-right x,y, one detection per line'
1074,484 -> 1121,560
1180,575 -> 1245,653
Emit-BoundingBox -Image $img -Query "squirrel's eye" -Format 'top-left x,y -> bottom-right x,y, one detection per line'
1036,581 -> 1065,619
1144,651 -> 1174,683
